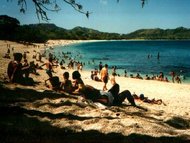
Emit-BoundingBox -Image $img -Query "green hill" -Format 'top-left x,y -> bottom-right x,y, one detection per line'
1,15 -> 190,43
124,27 -> 190,40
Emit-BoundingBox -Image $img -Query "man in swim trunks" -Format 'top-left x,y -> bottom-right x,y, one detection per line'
100,64 -> 109,91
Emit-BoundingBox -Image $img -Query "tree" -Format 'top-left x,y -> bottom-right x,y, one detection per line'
9,0 -> 147,21
0,15 -> 20,40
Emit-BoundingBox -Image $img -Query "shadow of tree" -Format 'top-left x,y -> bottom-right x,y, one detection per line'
0,107 -> 189,143
0,83 -> 190,143
0,83 -> 77,104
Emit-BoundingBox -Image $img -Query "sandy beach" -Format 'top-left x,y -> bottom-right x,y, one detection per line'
0,40 -> 190,142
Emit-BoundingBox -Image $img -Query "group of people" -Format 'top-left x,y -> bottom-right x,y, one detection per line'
7,52 -> 34,85
25,54 -> 135,107
47,70 -> 137,107
7,50 -> 167,107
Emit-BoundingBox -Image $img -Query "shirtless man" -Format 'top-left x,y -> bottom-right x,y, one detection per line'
100,64 -> 109,91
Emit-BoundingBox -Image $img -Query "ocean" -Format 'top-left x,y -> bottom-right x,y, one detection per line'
54,40 -> 190,83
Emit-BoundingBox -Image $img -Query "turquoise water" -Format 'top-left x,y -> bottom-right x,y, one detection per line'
54,40 -> 190,83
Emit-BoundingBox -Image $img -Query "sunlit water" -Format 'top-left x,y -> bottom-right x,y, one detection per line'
53,40 -> 190,84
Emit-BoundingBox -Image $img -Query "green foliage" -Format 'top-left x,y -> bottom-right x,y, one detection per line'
0,15 -> 20,40
124,27 -> 190,40
1,15 -> 190,43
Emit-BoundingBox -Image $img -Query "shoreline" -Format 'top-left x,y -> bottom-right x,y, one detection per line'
52,40 -> 190,85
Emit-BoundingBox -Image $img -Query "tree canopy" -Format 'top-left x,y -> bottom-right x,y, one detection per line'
9,0 -> 147,21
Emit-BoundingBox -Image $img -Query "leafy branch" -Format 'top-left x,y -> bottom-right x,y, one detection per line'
9,0 -> 147,21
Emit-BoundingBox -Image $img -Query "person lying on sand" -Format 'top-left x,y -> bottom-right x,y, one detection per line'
132,93 -> 164,105
81,76 -> 136,106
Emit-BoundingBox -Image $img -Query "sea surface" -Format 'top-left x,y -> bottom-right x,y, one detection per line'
54,40 -> 190,83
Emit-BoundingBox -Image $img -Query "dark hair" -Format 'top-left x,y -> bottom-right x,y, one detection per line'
105,64 -> 108,68
72,70 -> 81,80
13,53 -> 22,62
63,72 -> 69,79
140,94 -> 145,100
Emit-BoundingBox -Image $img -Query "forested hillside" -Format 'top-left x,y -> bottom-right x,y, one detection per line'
1,15 -> 190,43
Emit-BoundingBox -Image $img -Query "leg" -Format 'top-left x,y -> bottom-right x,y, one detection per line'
117,90 -> 136,106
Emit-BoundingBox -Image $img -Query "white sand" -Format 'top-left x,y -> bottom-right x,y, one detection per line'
0,40 -> 190,139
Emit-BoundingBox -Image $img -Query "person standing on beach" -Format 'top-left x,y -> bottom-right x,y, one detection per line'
124,70 -> 127,77
100,64 -> 109,91
157,52 -> 160,60
170,71 -> 175,83
40,57 -> 57,84
99,62 -> 103,74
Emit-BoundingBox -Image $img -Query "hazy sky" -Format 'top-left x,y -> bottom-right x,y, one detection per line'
1,0 -> 190,34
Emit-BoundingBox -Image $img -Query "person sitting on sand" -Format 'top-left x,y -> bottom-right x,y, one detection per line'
60,72 -> 73,93
158,72 -> 164,81
91,70 -> 101,82
22,59 -> 30,78
45,76 -> 61,91
100,64 -> 109,91
7,53 -> 23,83
7,53 -> 30,84
135,73 -> 143,79
145,75 -> 151,80
3,53 -> 10,59
72,70 -> 85,94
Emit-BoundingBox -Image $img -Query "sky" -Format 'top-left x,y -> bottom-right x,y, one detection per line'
1,0 -> 190,34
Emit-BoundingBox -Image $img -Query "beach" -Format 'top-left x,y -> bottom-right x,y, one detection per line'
0,40 -> 190,142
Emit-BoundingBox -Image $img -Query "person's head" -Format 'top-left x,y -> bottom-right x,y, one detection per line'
63,72 -> 69,80
139,94 -> 145,100
13,53 -> 22,62
72,70 -> 81,80
105,64 -> 108,68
